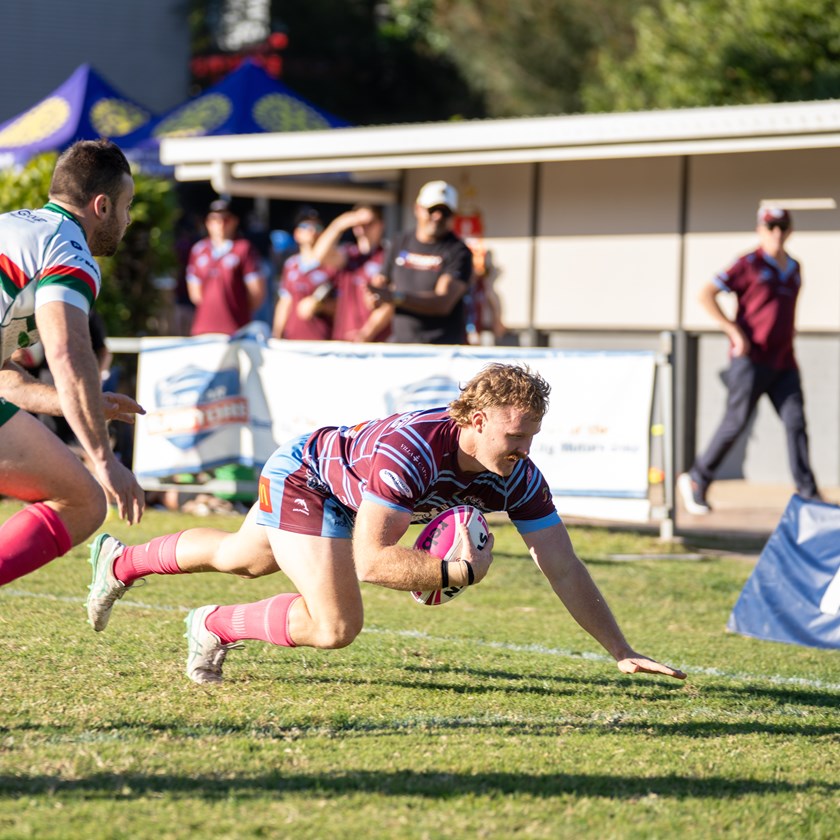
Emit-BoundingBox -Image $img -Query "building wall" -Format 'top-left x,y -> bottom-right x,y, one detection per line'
535,157 -> 683,330
0,0 -> 190,121
401,147 -> 840,486
683,149 -> 840,332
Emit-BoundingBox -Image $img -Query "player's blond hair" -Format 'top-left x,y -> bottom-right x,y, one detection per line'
448,363 -> 550,426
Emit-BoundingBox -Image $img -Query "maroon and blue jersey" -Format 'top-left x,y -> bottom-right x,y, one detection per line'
302,407 -> 559,533
714,248 -> 801,370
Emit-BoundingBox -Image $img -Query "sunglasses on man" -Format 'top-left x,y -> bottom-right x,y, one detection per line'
766,221 -> 790,232
426,204 -> 454,218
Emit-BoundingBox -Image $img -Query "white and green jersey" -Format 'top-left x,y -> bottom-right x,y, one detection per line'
0,202 -> 99,364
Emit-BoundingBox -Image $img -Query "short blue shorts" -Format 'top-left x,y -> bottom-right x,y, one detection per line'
255,433 -> 355,539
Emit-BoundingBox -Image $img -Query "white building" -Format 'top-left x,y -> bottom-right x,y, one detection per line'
162,99 -> 840,487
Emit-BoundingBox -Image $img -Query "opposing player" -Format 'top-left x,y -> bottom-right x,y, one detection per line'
0,139 -> 145,587
87,364 -> 685,685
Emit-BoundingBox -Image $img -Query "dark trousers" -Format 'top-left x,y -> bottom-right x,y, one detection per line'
691,356 -> 818,497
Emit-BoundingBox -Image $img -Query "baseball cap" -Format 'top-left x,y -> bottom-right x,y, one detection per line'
208,198 -> 235,216
294,206 -> 322,228
416,180 -> 458,212
757,206 -> 791,228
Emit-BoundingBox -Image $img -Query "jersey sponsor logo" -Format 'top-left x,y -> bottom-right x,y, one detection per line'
258,476 -> 273,513
379,469 -> 412,496
146,366 -> 249,450
461,495 -> 488,512
395,250 -> 444,271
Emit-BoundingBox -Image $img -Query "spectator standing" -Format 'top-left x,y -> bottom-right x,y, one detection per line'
187,199 -> 266,336
678,206 -> 821,514
368,181 -> 473,345
312,205 -> 391,342
464,238 -> 507,345
0,139 -> 145,587
271,208 -> 340,341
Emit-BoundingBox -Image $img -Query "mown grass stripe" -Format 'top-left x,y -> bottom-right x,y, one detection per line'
3,587 -> 839,692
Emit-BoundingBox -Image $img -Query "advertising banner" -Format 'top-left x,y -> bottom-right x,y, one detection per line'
134,336 -> 657,521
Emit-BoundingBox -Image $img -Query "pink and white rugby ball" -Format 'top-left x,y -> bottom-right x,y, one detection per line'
411,505 -> 490,606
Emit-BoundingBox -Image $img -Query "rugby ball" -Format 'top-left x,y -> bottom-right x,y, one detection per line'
411,505 -> 490,606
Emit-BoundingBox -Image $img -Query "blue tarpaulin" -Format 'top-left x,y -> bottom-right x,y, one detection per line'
727,494 -> 840,649
0,64 -> 155,169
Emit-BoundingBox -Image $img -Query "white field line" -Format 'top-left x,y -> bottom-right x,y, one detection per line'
3,587 -> 840,692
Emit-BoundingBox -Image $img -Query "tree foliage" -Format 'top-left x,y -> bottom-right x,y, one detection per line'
380,0 -> 655,117
583,0 -> 840,112
271,0 -> 485,125
0,155 -> 180,337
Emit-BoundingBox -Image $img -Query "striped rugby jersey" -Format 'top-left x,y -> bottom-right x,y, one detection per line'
303,407 -> 560,534
0,203 -> 99,363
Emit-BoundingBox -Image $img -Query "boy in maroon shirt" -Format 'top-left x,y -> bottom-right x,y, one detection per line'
187,200 -> 266,336
679,206 -> 821,514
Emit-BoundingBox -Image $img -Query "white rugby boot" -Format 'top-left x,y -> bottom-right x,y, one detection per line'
184,605 -> 242,684
86,534 -> 135,631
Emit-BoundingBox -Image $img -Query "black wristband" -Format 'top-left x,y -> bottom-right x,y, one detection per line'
441,559 -> 449,588
463,559 -> 475,585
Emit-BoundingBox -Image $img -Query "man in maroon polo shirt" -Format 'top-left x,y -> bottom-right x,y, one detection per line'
187,199 -> 266,336
678,206 -> 821,514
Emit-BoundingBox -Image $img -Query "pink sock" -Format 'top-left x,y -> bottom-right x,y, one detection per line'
113,532 -> 184,585
206,593 -> 301,646
0,503 -> 72,586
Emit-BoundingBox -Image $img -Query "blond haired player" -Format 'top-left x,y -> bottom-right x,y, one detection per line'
87,363 -> 684,686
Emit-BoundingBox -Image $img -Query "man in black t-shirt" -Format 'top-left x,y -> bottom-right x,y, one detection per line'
368,180 -> 473,345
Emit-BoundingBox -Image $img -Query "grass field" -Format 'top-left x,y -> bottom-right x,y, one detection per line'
1,500 -> 838,839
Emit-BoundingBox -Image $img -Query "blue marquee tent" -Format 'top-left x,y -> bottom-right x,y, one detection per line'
0,64 -> 156,169
121,59 -> 349,172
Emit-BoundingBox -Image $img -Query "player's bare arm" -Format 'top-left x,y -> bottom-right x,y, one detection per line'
524,523 -> 686,680
1,358 -> 144,423
36,301 -> 145,525
352,500 -> 492,590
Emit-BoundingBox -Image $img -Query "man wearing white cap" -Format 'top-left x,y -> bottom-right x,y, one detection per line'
678,205 -> 821,514
367,180 -> 473,344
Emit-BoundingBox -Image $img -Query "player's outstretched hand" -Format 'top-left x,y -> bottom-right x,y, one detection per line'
96,458 -> 145,525
102,392 -> 146,424
457,521 -> 494,585
617,654 -> 686,680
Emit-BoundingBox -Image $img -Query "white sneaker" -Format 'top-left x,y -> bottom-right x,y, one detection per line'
86,534 -> 133,631
677,473 -> 711,515
184,605 -> 242,684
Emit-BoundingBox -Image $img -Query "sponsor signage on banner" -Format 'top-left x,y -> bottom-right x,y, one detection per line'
728,495 -> 840,649
134,337 -> 657,522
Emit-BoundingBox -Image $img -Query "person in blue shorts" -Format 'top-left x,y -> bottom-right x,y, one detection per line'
87,364 -> 686,686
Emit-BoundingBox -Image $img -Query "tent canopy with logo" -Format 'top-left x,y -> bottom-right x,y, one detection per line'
0,63 -> 155,169
121,59 -> 349,175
